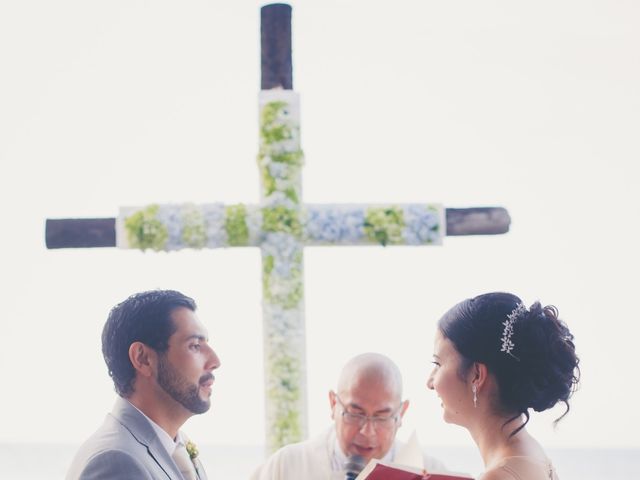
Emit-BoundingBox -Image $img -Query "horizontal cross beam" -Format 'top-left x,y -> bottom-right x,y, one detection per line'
45,207 -> 510,249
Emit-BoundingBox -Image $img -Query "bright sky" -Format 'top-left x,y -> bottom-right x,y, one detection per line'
1,1 -> 638,450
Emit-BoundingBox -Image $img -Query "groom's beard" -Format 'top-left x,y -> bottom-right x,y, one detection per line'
157,355 -> 211,414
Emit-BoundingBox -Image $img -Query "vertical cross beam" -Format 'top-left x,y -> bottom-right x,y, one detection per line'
260,4 -> 306,451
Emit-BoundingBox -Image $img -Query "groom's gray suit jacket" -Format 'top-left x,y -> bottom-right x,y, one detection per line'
66,396 -> 207,480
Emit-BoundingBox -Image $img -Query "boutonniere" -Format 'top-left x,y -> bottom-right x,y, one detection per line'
186,440 -> 199,461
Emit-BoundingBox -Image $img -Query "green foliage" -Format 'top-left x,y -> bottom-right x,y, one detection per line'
364,207 -> 405,246
124,204 -> 168,251
181,205 -> 206,249
260,165 -> 278,196
263,253 -> 304,310
270,401 -> 302,448
260,101 -> 292,144
257,100 -> 304,200
267,352 -> 302,449
262,206 -> 302,237
264,275 -> 303,310
225,204 -> 249,246
283,187 -> 299,203
270,149 -> 303,166
263,254 -> 275,275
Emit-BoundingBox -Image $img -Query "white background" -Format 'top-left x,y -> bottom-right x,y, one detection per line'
1,0 -> 638,450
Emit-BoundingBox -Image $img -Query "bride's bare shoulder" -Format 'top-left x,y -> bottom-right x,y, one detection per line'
478,467 -> 518,480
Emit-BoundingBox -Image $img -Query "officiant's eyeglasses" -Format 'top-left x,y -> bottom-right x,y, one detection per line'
335,395 -> 402,430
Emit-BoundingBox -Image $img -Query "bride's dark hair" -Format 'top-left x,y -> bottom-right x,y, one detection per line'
438,292 -> 580,436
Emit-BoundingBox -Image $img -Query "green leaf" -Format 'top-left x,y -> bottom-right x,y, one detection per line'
124,205 -> 168,251
225,204 -> 250,246
364,207 -> 405,246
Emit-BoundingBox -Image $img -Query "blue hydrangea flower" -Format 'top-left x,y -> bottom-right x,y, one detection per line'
263,232 -> 301,277
156,205 -> 184,251
305,206 -> 365,244
202,203 -> 228,248
403,204 -> 441,245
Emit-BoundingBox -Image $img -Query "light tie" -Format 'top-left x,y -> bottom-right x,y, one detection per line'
172,443 -> 198,480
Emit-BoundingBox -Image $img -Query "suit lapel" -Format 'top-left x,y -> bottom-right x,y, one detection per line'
193,456 -> 207,480
110,397 -> 184,480
180,431 -> 207,480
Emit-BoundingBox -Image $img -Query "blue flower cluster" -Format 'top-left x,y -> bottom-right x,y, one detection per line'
202,203 -> 227,248
263,232 -> 301,277
305,206 -> 366,244
403,204 -> 441,245
156,205 -> 185,251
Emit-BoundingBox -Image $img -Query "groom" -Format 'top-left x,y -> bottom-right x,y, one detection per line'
67,289 -> 221,479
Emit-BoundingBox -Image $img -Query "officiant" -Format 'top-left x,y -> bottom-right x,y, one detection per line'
251,352 -> 445,480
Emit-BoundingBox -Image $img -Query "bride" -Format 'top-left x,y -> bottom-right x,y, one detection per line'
427,292 -> 580,480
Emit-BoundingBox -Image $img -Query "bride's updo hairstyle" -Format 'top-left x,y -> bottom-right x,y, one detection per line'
438,292 -> 580,435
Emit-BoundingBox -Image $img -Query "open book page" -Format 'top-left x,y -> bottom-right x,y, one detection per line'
355,459 -> 474,480
355,459 -> 422,480
422,472 -> 474,480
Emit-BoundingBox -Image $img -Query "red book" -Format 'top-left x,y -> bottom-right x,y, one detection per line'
355,460 -> 474,480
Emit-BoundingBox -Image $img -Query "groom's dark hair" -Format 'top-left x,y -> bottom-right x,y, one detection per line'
101,289 -> 197,397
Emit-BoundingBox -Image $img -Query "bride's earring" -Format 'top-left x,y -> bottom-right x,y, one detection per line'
472,384 -> 478,408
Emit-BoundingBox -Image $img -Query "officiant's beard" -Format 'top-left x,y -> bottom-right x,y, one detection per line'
157,354 -> 211,414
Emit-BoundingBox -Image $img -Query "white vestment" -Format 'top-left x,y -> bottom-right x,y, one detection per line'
250,427 -> 446,480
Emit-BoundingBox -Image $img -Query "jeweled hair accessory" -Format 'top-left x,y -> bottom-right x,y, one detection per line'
500,303 -> 527,360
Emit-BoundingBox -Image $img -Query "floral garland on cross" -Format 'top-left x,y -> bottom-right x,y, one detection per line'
116,91 -> 444,452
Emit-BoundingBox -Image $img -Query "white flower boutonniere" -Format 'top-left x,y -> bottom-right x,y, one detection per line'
185,440 -> 199,460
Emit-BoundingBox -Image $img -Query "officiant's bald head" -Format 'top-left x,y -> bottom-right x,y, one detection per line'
329,353 -> 409,462
336,353 -> 404,399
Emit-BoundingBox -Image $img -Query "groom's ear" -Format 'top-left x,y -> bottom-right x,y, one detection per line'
129,341 -> 155,378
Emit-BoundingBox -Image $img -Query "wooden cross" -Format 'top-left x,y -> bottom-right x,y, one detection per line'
45,4 -> 510,453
